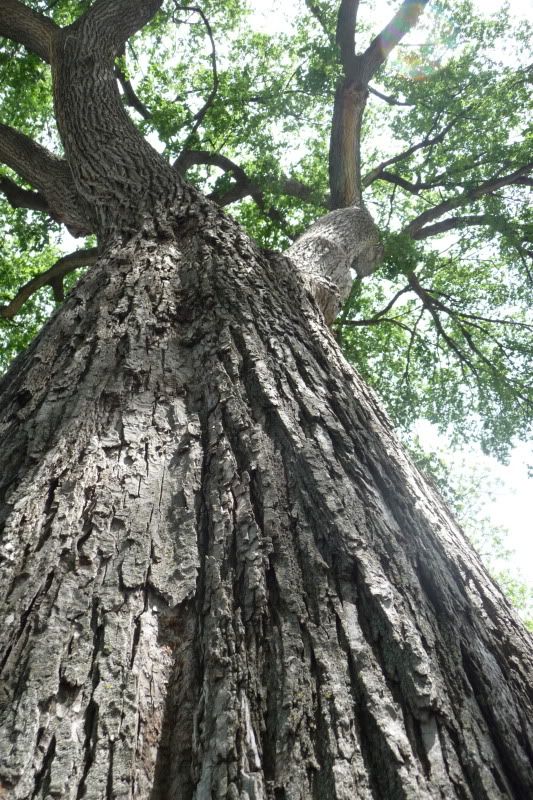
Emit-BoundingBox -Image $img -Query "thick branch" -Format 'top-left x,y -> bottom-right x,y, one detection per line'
0,0 -> 58,62
361,0 -> 430,81
328,2 -> 429,208
329,82 -> 367,208
405,164 -> 533,238
0,248 -> 98,320
70,0 -> 164,54
336,1 -> 359,71
0,124 -> 91,236
0,176 -> 50,215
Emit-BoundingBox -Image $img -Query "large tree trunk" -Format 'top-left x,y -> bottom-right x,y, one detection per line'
1,205 -> 532,800
0,4 -> 532,799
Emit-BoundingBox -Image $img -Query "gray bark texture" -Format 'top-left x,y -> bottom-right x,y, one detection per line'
0,3 -> 532,799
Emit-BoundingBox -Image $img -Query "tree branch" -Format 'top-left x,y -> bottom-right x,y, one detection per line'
115,50 -> 152,120
406,269 -> 478,372
173,4 -> 219,145
174,149 -> 290,228
368,85 -> 414,106
0,0 -> 58,63
0,123 -> 92,236
361,0 -> 430,81
0,176 -> 50,215
0,248 -> 98,320
363,114 -> 459,188
174,149 -> 317,206
338,285 -> 411,327
304,1 -> 335,44
336,1 -> 359,72
174,149 -> 249,183
71,0 -> 164,54
405,164 -> 533,238
412,214 -> 498,240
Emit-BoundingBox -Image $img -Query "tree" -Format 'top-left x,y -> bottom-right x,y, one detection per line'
0,1 -> 532,798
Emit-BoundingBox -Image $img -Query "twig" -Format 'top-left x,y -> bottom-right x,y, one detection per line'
173,4 -> 219,144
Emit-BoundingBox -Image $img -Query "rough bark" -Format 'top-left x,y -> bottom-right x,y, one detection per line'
1,196 -> 532,800
0,3 -> 532,799
0,0 -> 58,63
287,207 -> 384,322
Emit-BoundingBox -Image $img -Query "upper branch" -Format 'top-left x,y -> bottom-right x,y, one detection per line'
412,214 -> 498,240
0,123 -> 91,235
304,1 -> 335,44
0,0 -> 58,62
175,149 -> 317,206
362,114 -> 465,187
368,85 -> 414,106
115,50 -> 152,120
70,0 -> 164,55
173,5 -> 219,145
336,0 -> 359,72
361,0 -> 430,81
405,164 -> 533,238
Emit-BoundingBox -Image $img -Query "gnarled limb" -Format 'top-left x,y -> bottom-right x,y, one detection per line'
51,5 -> 179,238
175,149 -> 317,207
287,207 -> 383,323
0,124 -> 92,236
0,248 -> 98,321
0,0 -> 58,63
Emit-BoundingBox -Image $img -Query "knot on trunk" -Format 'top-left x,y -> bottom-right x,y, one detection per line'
286,206 -> 383,323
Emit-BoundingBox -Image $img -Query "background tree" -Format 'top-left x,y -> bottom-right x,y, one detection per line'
0,2 -> 532,799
